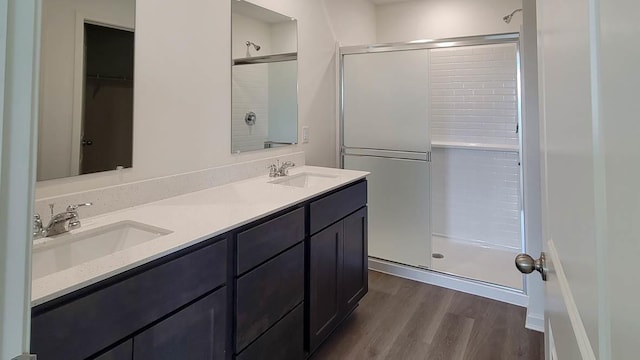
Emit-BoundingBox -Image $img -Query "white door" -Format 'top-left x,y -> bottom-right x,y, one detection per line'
531,0 -> 640,359
0,1 -> 39,359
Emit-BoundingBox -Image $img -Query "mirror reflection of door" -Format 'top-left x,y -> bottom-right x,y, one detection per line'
81,23 -> 134,175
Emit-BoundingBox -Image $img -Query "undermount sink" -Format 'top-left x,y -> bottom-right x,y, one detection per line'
270,172 -> 338,188
32,221 -> 172,280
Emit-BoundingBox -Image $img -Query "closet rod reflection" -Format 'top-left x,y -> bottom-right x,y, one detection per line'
86,74 -> 133,81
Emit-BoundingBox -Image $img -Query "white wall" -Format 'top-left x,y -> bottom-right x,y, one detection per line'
36,0 -> 338,199
38,0 -> 135,181
270,21 -> 297,54
376,0 -> 521,43
323,0 -> 377,46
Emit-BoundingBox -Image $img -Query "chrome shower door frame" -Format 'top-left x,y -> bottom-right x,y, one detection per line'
339,32 -> 527,293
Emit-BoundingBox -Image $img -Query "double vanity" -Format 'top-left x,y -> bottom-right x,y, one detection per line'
32,0 -> 361,357
30,166 -> 369,360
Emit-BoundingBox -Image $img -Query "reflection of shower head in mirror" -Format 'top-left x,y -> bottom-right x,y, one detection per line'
246,41 -> 261,51
502,8 -> 522,24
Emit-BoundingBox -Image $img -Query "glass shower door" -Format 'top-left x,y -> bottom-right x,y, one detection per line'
341,49 -> 431,269
344,153 -> 431,268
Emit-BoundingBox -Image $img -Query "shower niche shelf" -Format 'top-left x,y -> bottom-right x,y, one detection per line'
431,140 -> 519,153
233,52 -> 297,65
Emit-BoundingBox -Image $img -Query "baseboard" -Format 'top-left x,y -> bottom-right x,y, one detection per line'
368,257 -> 528,307
525,311 -> 545,332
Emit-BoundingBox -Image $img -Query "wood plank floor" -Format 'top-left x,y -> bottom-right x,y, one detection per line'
312,271 -> 543,360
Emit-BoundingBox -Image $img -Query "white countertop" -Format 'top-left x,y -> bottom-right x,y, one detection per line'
32,166 -> 369,306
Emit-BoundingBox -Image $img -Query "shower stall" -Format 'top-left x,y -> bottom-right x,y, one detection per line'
340,33 -> 525,293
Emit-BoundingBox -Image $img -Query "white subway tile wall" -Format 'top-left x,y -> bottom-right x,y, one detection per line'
430,43 -> 522,251
430,43 -> 518,146
232,64 -> 269,153
431,148 -> 522,250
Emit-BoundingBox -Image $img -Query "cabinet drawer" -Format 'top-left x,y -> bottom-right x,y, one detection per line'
236,243 -> 304,352
237,207 -> 305,274
310,180 -> 367,235
134,287 -> 227,360
32,237 -> 228,360
237,304 -> 303,360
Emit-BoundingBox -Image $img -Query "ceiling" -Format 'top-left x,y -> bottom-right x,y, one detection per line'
368,0 -> 414,4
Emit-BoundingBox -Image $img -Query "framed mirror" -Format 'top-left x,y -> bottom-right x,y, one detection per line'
231,0 -> 298,153
37,0 -> 136,181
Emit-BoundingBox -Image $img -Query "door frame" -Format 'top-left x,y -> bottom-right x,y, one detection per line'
0,0 -> 41,358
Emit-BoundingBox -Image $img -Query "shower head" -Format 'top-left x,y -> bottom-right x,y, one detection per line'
503,8 -> 522,24
246,41 -> 261,51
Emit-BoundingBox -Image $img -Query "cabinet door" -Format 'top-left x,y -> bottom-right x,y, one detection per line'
93,340 -> 132,360
236,304 -> 304,360
133,287 -> 227,360
309,222 -> 343,352
343,207 -> 368,313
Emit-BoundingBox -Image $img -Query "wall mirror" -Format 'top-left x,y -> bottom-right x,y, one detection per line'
231,0 -> 298,153
37,0 -> 136,181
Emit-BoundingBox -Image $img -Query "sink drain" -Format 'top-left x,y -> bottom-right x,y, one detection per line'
432,253 -> 445,259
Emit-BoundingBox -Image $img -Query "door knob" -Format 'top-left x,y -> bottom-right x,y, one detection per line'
515,252 -> 547,281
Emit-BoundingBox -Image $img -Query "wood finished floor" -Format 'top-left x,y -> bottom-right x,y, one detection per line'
312,271 -> 543,360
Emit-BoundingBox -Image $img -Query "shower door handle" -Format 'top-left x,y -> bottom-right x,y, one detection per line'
515,252 -> 547,281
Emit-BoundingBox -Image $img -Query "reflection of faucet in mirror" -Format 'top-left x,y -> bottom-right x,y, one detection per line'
246,41 -> 261,56
33,202 -> 93,239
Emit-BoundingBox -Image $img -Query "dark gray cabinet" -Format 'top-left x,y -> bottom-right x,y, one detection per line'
236,304 -> 304,360
343,207 -> 368,313
236,207 -> 305,275
32,180 -> 367,360
31,236 -> 229,360
309,181 -> 367,235
309,206 -> 368,353
133,287 -> 227,360
94,340 -> 132,360
236,243 -> 304,352
309,222 -> 343,352
234,205 -> 305,358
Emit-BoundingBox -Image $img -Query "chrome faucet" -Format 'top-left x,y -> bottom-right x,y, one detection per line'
33,214 -> 44,239
278,161 -> 295,176
33,202 -> 93,239
268,160 -> 296,177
